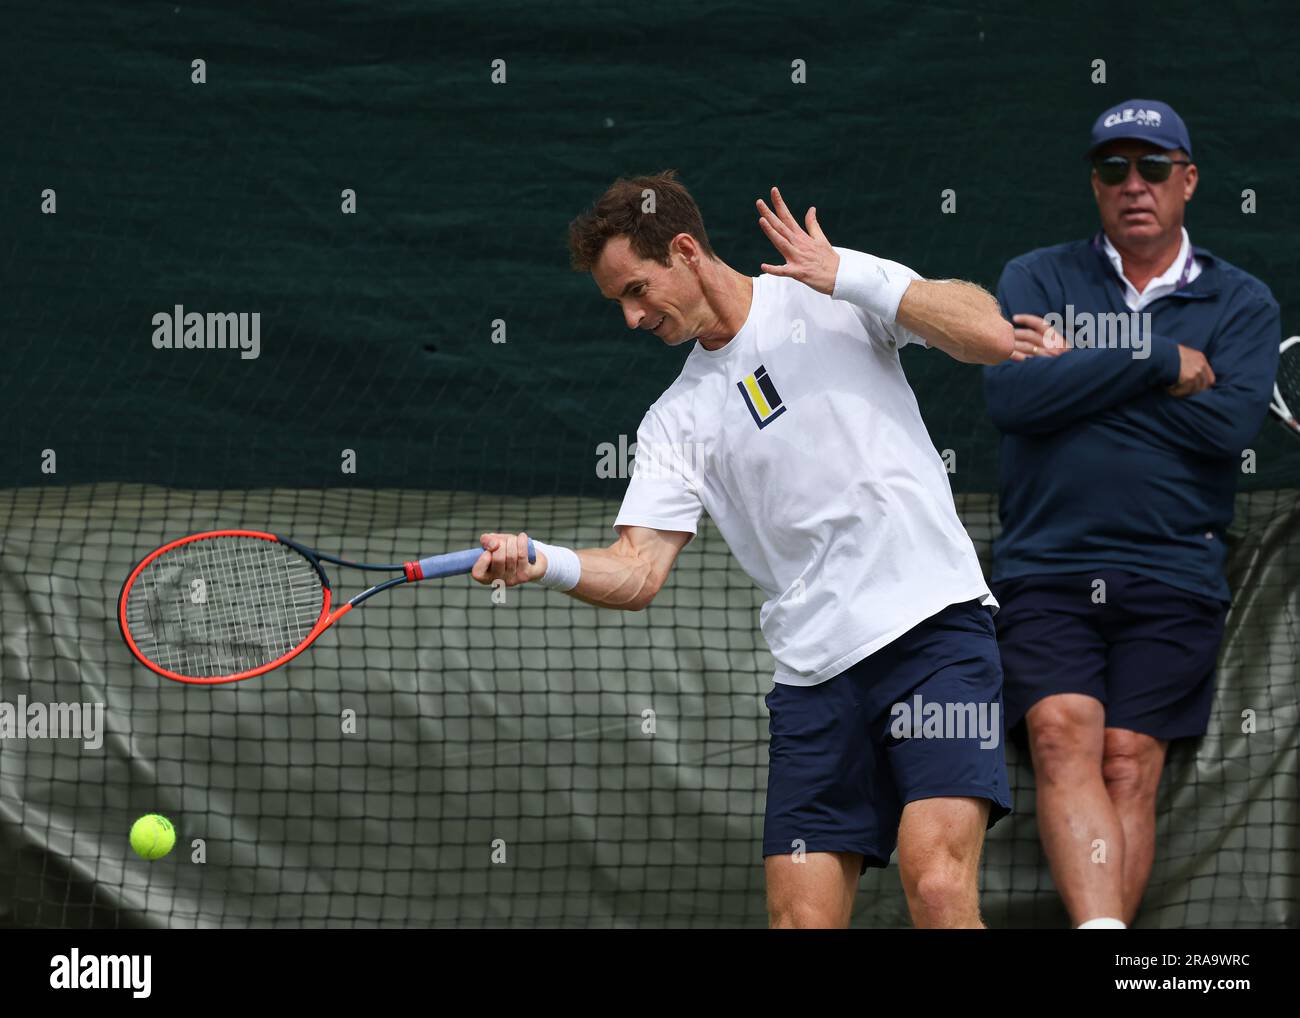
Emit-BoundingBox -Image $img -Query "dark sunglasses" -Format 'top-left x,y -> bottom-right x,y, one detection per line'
1093,154 -> 1191,185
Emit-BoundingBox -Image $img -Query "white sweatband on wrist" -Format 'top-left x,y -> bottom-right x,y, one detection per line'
533,541 -> 581,592
831,246 -> 915,323
1076,917 -> 1127,929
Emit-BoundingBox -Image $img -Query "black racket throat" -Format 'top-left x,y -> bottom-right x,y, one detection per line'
274,535 -> 406,584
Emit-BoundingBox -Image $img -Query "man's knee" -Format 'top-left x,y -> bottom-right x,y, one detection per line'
903,857 -> 971,916
764,852 -> 858,928
1102,728 -> 1166,804
768,900 -> 842,929
1027,695 -> 1106,782
897,798 -> 986,903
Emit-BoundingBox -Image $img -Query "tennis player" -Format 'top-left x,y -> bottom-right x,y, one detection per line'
473,171 -> 1014,928
984,100 -> 1281,929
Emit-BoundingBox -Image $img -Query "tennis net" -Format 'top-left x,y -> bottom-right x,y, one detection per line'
1,482 -> 1294,927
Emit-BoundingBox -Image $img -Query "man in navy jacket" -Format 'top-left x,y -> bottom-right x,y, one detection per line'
984,99 -> 1280,929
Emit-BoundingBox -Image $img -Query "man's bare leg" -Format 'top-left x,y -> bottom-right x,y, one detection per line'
1027,694 -> 1125,925
1103,727 -> 1168,924
765,851 -> 861,928
897,796 -> 990,928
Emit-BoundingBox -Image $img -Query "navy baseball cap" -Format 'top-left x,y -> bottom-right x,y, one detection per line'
1087,99 -> 1192,158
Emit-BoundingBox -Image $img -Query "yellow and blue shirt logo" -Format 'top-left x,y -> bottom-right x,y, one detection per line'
737,364 -> 787,429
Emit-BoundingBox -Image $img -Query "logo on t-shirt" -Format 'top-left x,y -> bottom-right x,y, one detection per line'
736,364 -> 787,429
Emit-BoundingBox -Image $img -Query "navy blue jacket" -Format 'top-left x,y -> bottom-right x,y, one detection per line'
984,237 -> 1280,602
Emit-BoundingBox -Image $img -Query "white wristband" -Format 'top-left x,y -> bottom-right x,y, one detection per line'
533,541 -> 581,592
1076,917 -> 1127,929
831,246 -> 914,323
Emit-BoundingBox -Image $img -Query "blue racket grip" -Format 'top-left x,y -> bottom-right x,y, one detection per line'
403,538 -> 536,582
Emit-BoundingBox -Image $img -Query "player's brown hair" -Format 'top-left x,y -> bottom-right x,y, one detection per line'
567,169 -> 716,271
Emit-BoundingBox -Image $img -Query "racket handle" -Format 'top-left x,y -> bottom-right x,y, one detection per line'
403,538 -> 536,582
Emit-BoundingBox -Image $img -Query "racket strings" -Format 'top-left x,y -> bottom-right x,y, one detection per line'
1275,346 -> 1300,419
124,537 -> 325,677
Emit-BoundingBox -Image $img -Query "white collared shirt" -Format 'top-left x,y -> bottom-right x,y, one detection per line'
1101,227 -> 1203,311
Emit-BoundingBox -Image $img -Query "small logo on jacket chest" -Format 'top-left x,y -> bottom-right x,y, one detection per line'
737,364 -> 787,429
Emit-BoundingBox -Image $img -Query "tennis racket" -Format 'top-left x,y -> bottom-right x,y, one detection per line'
118,530 -> 534,685
1269,335 -> 1300,441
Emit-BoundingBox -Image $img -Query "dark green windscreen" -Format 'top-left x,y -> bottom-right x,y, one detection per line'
6,0 -> 1298,493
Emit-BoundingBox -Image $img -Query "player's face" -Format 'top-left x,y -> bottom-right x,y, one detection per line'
1091,139 -> 1197,249
592,235 -> 701,347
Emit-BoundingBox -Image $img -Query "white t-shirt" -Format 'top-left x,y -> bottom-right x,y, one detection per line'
613,248 -> 994,687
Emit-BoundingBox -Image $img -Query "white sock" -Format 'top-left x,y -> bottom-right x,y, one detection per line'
1076,917 -> 1127,929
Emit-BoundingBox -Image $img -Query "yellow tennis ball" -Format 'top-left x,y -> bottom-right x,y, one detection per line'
129,814 -> 176,860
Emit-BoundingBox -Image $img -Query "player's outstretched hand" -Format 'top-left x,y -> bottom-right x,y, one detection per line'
472,532 -> 546,587
756,186 -> 840,295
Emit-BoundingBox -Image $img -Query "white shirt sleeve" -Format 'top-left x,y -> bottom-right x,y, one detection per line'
832,246 -> 928,350
612,407 -> 704,537
862,304 -> 929,350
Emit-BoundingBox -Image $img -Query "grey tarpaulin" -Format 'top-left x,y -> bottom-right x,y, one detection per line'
0,485 -> 1294,927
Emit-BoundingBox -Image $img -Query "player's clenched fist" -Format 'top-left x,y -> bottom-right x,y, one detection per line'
472,532 -> 546,587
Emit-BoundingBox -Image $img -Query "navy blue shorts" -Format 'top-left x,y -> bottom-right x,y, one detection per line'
762,599 -> 1013,874
991,570 -> 1228,740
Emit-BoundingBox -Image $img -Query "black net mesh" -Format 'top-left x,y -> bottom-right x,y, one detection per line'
2,485 -> 1296,928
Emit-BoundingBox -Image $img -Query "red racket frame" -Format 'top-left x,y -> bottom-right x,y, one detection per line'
118,529 -> 351,685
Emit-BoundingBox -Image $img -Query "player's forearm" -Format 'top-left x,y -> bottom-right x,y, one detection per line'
895,279 -> 1014,364
831,247 -> 1011,364
559,545 -> 660,611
